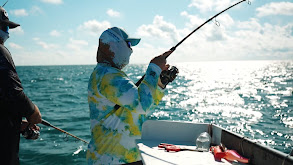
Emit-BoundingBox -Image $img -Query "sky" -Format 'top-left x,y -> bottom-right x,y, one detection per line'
3,0 -> 293,66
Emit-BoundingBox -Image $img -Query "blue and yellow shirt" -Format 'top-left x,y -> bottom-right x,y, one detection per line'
87,63 -> 164,164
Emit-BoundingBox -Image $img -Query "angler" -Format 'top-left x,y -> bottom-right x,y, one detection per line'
86,0 -> 248,164
86,27 -> 178,165
0,5 -> 42,165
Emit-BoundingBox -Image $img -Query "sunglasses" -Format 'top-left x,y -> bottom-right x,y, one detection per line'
1,26 -> 9,33
126,41 -> 131,48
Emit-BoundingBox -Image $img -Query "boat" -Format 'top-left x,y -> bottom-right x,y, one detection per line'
136,120 -> 293,165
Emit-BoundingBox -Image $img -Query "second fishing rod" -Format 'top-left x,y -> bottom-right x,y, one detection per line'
21,119 -> 89,144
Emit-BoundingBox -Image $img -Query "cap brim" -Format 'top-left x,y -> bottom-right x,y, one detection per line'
126,38 -> 141,47
1,20 -> 20,29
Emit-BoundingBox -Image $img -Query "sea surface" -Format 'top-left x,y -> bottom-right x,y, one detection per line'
17,60 -> 292,165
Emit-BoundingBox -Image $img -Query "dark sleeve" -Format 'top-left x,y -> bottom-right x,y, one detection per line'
0,47 -> 35,118
14,90 -> 36,117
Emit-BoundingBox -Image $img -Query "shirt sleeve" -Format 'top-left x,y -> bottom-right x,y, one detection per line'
98,63 -> 164,114
0,49 -> 35,118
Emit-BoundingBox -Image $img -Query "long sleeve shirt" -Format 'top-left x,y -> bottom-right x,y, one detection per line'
0,44 -> 35,119
87,63 -> 164,165
0,44 -> 35,165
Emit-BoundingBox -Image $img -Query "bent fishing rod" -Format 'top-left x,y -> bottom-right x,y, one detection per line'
135,0 -> 250,86
41,119 -> 89,144
168,0 -> 250,55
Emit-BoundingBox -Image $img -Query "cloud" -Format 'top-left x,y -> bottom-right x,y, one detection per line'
33,38 -> 58,49
50,30 -> 61,37
10,6 -> 44,17
107,9 -> 121,17
40,0 -> 63,5
180,11 -> 207,30
137,15 -> 180,44
256,2 -> 293,17
134,9 -> 293,64
137,12 -> 234,49
10,9 -> 28,17
234,20 -> 293,52
188,0 -> 235,12
68,38 -> 88,46
180,11 -> 235,42
79,20 -> 111,36
10,27 -> 24,35
30,6 -> 43,15
66,38 -> 88,51
8,43 -> 23,49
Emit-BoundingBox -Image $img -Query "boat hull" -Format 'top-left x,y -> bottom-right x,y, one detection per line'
137,120 -> 293,165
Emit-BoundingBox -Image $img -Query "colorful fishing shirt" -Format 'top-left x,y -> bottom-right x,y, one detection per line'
87,63 -> 164,165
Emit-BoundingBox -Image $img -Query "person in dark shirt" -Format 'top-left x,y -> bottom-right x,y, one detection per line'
0,6 -> 42,165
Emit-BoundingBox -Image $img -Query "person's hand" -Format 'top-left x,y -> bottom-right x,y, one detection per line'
21,120 -> 40,132
21,120 -> 40,140
150,50 -> 173,71
26,104 -> 42,124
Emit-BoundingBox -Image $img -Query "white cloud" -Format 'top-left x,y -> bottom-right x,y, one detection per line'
107,9 -> 121,17
40,0 -> 63,5
68,38 -> 88,46
79,20 -> 111,36
188,0 -> 235,12
234,21 -> 293,52
180,11 -> 205,28
10,9 -> 28,17
137,15 -> 180,45
256,2 -> 293,17
11,1 -> 293,65
181,11 -> 235,42
10,27 -> 24,35
12,47 -> 96,66
30,6 -> 43,15
8,43 -> 23,49
66,38 -> 88,51
134,10 -> 293,64
33,38 -> 58,49
50,30 -> 61,37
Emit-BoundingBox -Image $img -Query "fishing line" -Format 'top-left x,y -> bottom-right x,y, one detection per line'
41,119 -> 89,144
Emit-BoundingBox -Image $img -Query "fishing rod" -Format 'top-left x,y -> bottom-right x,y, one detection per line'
168,0 -> 250,55
101,0 -> 250,118
135,0 -> 250,86
2,0 -> 9,7
41,119 -> 89,144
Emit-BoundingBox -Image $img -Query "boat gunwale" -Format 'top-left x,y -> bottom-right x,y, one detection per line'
140,120 -> 293,165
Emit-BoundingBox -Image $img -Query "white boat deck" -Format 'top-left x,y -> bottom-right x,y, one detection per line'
136,139 -> 233,165
136,120 -> 248,165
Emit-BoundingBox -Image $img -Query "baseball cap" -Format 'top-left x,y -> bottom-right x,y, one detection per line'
0,7 -> 20,29
109,27 -> 140,46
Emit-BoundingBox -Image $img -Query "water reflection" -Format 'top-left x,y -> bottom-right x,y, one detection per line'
150,60 -> 292,153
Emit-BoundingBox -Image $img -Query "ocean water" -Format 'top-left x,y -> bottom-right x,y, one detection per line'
16,60 -> 292,165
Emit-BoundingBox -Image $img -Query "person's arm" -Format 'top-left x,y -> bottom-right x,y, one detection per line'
99,63 -> 162,114
26,104 -> 42,124
98,51 -> 172,114
0,51 -> 41,124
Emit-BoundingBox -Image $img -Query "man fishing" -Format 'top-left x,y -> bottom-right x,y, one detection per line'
0,6 -> 42,165
87,27 -> 176,164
